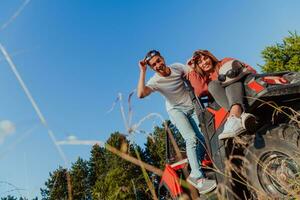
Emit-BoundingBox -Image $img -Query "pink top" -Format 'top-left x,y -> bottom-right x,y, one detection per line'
187,57 -> 257,97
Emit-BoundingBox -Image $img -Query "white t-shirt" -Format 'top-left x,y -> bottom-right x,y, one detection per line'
146,63 -> 193,111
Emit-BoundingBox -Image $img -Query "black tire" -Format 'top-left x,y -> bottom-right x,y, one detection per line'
244,124 -> 300,199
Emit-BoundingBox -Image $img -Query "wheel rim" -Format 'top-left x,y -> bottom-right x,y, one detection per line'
257,151 -> 300,196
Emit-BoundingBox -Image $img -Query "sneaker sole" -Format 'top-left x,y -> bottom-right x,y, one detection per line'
218,128 -> 245,140
199,182 -> 217,194
186,179 -> 217,194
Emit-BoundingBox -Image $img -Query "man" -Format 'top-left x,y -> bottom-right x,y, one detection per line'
137,50 -> 216,194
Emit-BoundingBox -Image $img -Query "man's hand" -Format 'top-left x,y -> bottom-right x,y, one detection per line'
137,59 -> 152,98
139,60 -> 147,72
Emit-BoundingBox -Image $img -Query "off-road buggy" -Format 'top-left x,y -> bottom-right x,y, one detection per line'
158,71 -> 300,199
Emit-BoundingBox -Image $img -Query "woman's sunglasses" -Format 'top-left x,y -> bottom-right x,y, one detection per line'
188,54 -> 208,66
218,67 -> 243,82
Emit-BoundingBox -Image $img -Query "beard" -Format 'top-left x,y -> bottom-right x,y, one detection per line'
157,65 -> 171,77
157,64 -> 166,71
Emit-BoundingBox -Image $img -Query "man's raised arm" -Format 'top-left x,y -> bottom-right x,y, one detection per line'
137,60 -> 153,98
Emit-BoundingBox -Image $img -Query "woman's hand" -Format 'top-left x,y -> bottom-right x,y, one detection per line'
186,57 -> 196,70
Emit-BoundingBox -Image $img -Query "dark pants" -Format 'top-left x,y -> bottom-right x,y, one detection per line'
208,80 -> 245,111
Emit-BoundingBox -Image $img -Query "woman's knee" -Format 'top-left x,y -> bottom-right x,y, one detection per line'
208,80 -> 221,93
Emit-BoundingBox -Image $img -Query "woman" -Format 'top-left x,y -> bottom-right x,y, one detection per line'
187,50 -> 256,140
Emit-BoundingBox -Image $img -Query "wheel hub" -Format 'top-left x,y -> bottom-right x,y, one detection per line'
257,151 -> 300,196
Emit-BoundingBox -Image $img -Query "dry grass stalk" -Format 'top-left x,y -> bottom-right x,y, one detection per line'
134,148 -> 158,200
105,143 -> 163,176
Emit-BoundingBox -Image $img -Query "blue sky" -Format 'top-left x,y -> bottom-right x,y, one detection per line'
0,0 -> 300,198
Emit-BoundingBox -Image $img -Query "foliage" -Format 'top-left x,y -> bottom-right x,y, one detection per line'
144,121 -> 185,170
0,196 -> 38,200
261,31 -> 300,72
40,166 -> 68,200
144,126 -> 168,169
92,132 -> 151,200
70,158 -> 90,199
88,144 -> 107,188
1,196 -> 17,200
40,132 -> 153,200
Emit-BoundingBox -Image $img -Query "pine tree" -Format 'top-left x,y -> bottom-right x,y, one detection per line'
70,157 -> 90,199
144,121 -> 185,169
144,126 -> 168,169
91,132 -> 151,200
40,132 -> 157,199
88,144 -> 107,189
40,166 -> 68,200
1,196 -> 17,200
0,196 -> 38,200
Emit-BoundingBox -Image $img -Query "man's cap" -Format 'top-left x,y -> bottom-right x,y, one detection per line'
144,50 -> 161,63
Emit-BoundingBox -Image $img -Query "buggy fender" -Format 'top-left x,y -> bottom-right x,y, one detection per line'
159,164 -> 184,199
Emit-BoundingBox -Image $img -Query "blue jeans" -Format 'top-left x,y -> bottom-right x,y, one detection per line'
168,107 -> 206,178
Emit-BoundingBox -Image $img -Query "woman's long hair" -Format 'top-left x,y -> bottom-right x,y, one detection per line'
193,49 -> 219,76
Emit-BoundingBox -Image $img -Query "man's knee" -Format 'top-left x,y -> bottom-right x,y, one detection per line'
184,135 -> 199,148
